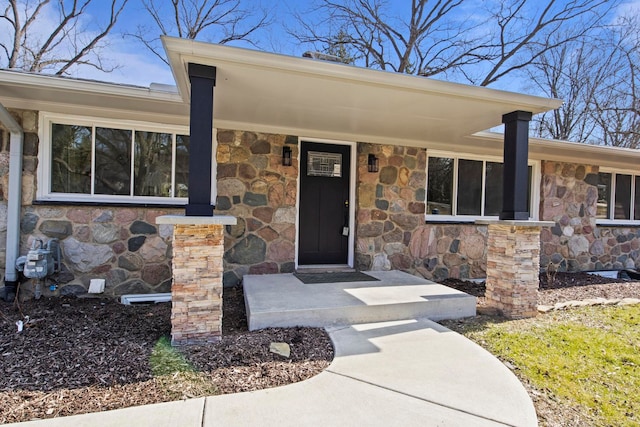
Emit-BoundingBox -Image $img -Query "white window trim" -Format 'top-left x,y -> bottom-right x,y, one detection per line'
425,150 -> 540,222
596,167 -> 640,226
38,112 -> 217,205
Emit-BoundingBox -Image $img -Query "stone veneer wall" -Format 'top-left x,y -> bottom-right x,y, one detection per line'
215,130 -> 298,286
20,206 -> 179,297
0,108 -> 179,298
355,143 -> 427,272
540,161 -> 640,272
355,143 -> 489,281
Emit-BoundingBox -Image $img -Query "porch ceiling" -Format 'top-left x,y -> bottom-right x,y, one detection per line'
163,36 -> 562,147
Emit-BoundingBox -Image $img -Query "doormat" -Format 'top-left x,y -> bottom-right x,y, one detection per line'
294,271 -> 379,284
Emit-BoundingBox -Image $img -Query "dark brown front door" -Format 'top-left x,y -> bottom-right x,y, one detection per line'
298,142 -> 350,265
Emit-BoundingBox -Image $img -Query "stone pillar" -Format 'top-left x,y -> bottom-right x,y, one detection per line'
479,220 -> 552,319
156,215 -> 236,345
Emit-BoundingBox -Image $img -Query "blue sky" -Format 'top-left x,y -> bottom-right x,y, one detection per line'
17,0 -> 640,91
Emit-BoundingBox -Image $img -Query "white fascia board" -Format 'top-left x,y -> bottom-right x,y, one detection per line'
0,69 -> 182,103
471,131 -> 640,168
161,36 -> 562,113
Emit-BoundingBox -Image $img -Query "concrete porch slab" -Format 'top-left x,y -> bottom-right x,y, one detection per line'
243,270 -> 476,331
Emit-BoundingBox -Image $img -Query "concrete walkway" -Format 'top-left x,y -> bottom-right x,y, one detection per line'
10,318 -> 537,427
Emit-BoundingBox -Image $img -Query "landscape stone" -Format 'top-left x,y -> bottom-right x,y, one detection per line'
93,223 -> 119,244
20,212 -> 38,233
104,269 -> 129,290
243,192 -> 267,206
379,166 -> 398,185
139,236 -> 168,262
225,235 -> 266,265
250,139 -> 270,154
118,253 -> 143,271
130,220 -> 157,235
39,220 -> 72,239
142,263 -> 171,285
216,196 -> 232,210
128,236 -> 146,252
226,218 -> 246,238
93,211 -> 113,223
218,178 -> 246,196
274,207 -> 296,224
62,238 -> 114,273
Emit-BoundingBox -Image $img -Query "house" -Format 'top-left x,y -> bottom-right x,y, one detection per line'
1,37 -> 640,301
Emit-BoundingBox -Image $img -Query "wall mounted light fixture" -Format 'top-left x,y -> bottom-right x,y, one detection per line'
368,154 -> 379,173
282,146 -> 292,166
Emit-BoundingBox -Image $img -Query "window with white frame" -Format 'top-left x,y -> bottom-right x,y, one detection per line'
596,171 -> 640,221
40,114 -> 194,203
426,153 -> 535,219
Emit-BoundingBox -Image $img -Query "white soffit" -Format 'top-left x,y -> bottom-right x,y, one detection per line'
470,131 -> 640,169
162,37 -> 563,146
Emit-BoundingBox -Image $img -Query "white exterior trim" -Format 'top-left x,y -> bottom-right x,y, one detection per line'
294,137 -> 357,269
425,149 -> 540,221
37,112 -> 217,205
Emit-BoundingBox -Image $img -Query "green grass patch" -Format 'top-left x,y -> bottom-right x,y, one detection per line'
460,305 -> 640,426
149,336 -> 218,398
150,336 -> 196,376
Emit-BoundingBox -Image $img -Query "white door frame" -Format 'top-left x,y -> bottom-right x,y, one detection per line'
294,137 -> 357,269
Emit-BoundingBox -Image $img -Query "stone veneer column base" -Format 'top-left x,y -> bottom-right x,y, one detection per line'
156,215 -> 236,346
478,220 -> 552,319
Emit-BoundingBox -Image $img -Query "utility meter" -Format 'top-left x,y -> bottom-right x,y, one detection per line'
19,239 -> 60,279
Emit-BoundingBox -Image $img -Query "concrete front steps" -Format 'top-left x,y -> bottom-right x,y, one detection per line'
243,270 -> 476,331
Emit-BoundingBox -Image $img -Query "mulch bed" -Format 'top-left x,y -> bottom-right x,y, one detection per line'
441,272 -> 640,306
0,286 -> 332,424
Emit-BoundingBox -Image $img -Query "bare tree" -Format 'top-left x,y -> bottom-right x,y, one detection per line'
292,0 -> 618,86
592,16 -> 640,148
0,0 -> 128,75
292,0 -> 490,76
528,40 -> 606,142
134,0 -> 271,65
530,16 -> 640,148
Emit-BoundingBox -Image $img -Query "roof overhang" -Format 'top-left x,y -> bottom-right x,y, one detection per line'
0,69 -> 189,125
162,36 -> 563,147
467,132 -> 640,170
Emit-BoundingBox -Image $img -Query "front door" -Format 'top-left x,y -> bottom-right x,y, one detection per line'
298,142 -> 350,265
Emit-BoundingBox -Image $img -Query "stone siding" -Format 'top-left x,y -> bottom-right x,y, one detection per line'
540,161 -> 640,272
355,143 -> 428,272
215,130 -> 298,286
19,206 -> 179,297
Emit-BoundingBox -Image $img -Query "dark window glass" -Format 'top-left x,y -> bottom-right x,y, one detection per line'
175,135 -> 190,197
94,127 -> 132,195
597,173 -> 612,219
484,162 -> 503,216
427,157 -> 453,215
614,174 -> 631,220
51,124 -> 92,193
457,159 -> 482,215
134,131 -> 172,197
